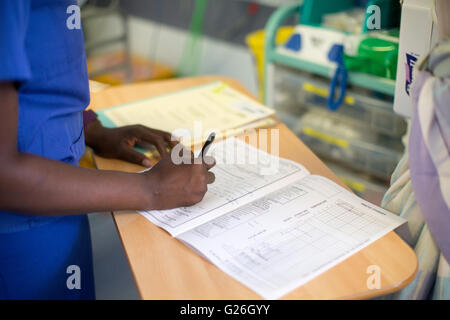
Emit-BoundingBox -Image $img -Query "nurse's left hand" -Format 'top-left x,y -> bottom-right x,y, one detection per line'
85,120 -> 179,167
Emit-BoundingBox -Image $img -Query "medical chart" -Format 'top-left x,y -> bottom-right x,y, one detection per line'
139,138 -> 309,236
98,81 -> 274,146
138,138 -> 406,299
178,175 -> 405,299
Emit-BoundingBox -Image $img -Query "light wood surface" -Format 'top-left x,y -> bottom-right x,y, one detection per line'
89,76 -> 417,299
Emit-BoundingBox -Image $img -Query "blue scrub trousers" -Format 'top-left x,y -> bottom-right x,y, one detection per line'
0,215 -> 95,299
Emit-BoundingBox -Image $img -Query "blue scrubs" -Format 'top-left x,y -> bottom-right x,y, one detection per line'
0,0 -> 94,299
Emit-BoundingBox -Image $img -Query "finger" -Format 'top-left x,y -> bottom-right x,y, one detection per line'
149,128 -> 178,146
151,135 -> 167,157
203,156 -> 216,170
135,128 -> 168,157
139,125 -> 178,148
206,171 -> 215,184
168,138 -> 180,148
119,147 -> 152,167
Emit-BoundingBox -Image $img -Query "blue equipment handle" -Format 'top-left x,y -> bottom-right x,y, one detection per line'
327,44 -> 347,111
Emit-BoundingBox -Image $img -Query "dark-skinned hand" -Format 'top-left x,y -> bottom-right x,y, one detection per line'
85,120 -> 178,167
143,145 -> 216,210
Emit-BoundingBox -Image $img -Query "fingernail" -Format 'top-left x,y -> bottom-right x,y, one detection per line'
142,159 -> 152,167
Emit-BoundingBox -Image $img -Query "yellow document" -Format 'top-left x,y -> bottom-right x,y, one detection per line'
100,81 -> 274,146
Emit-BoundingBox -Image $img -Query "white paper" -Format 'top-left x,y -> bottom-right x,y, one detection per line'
139,138 -> 309,236
177,175 -> 406,299
138,138 -> 406,299
102,81 -> 275,146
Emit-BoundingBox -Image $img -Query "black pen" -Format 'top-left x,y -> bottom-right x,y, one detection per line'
200,132 -> 216,157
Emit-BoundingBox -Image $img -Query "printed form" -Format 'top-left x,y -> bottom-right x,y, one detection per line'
139,138 -> 406,299
99,81 -> 274,146
139,138 -> 309,236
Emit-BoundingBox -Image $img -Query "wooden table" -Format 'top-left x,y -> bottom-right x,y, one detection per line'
89,76 -> 417,299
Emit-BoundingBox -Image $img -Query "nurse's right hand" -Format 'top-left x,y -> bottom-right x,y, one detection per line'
142,147 -> 216,210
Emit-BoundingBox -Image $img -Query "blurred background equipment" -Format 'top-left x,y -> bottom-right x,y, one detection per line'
81,0 -> 174,84
81,0 -> 297,91
263,0 -> 405,204
393,0 -> 440,117
246,26 -> 294,100
80,0 -> 410,205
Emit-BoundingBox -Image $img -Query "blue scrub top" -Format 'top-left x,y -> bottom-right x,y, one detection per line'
0,0 -> 90,233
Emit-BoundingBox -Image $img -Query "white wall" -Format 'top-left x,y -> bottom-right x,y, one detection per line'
83,13 -> 259,95
127,16 -> 259,95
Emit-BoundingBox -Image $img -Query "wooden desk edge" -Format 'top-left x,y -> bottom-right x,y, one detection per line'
340,237 -> 418,300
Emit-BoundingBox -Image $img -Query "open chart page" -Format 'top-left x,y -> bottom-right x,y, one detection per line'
177,175 -> 406,299
139,138 -> 310,236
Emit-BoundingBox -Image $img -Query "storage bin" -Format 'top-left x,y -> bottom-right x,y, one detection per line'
273,65 -> 407,137
293,110 -> 403,180
326,161 -> 389,205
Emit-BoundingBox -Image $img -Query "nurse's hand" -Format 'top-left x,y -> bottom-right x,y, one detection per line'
85,120 -> 178,167
142,147 -> 216,210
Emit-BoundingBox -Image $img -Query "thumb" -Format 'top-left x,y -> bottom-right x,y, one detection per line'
120,148 -> 152,167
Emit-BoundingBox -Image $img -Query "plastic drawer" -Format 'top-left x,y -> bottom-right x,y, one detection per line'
273,65 -> 407,137
293,111 -> 403,180
326,161 -> 389,206
273,71 -> 307,117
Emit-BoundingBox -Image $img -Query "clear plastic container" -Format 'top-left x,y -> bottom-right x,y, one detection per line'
326,161 -> 389,206
293,110 -> 404,180
273,65 -> 407,137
